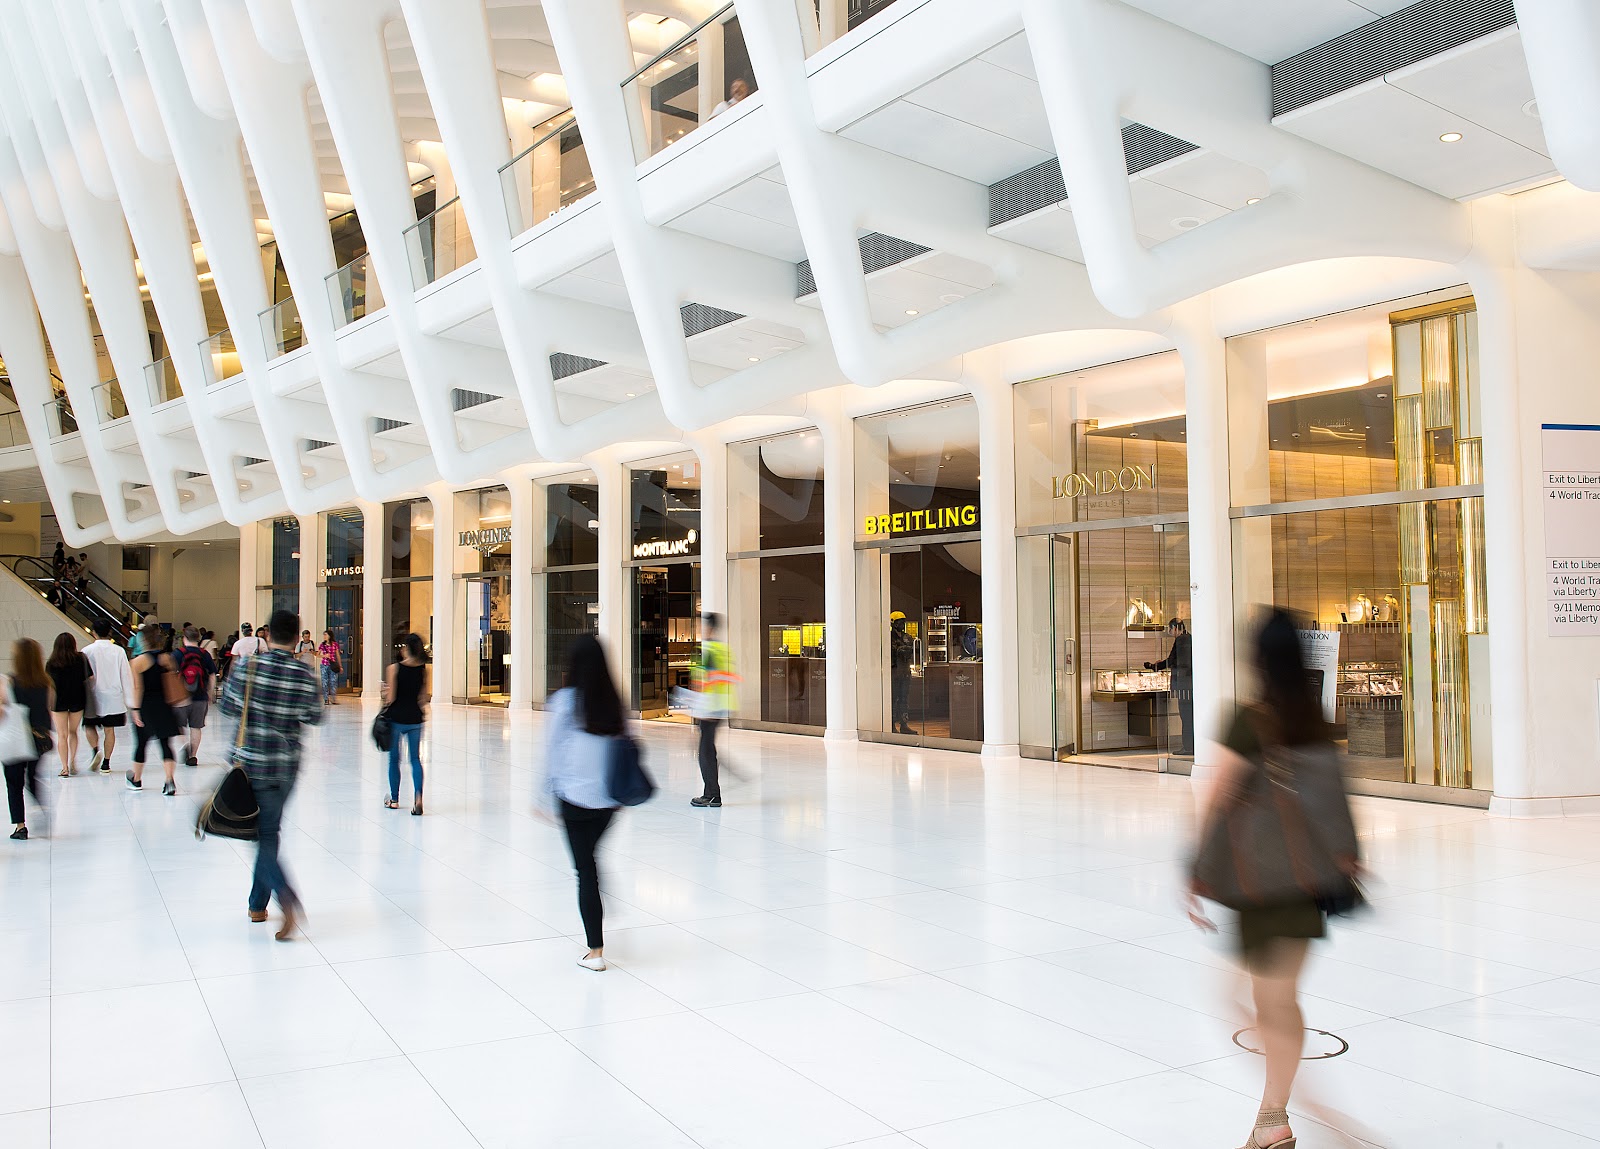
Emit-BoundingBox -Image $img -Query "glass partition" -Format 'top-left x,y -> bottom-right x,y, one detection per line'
325,251 -> 385,327
541,475 -> 601,696
259,295 -> 305,358
255,518 -> 300,621
404,196 -> 477,289
629,454 -> 702,717
321,509 -> 364,695
454,486 -> 512,706
498,117 -> 594,237
623,4 -> 756,161
42,394 -> 76,439
804,0 -> 905,53
0,411 -> 27,448
200,330 -> 244,387
145,356 -> 183,406
93,379 -> 129,424
382,498 -> 434,662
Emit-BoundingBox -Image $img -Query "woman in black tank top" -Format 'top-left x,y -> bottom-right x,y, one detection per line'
381,633 -> 429,815
128,623 -> 181,796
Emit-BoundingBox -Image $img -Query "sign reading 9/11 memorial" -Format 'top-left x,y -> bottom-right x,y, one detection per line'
1542,424 -> 1600,635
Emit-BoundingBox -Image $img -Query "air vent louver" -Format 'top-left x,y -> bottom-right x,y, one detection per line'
796,231 -> 932,298
680,303 -> 744,337
550,353 -> 607,380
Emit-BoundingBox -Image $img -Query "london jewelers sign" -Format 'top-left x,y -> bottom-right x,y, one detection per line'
1051,465 -> 1156,500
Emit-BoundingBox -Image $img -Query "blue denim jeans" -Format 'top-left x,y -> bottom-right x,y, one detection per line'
387,722 -> 424,801
249,780 -> 297,914
319,664 -> 339,702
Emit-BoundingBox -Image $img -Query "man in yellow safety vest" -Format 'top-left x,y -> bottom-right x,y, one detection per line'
690,613 -> 738,808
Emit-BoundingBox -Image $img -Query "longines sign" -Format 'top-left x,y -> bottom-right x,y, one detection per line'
1052,465 -> 1156,500
633,529 -> 698,559
458,526 -> 512,552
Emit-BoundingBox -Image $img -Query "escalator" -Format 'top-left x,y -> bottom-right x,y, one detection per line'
0,555 -> 144,643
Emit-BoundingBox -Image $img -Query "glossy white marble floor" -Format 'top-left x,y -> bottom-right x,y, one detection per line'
4,703 -> 1600,1148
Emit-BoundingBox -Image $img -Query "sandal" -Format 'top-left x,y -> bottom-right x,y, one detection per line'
411,799 -> 423,816
384,797 -> 399,810
1239,1107 -> 1295,1149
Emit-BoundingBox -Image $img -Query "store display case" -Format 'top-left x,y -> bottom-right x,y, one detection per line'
1092,668 -> 1171,696
765,622 -> 827,727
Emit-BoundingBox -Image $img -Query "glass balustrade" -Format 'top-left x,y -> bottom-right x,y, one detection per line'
0,411 -> 28,448
623,3 -> 756,162
93,379 -> 129,423
403,196 -> 477,289
42,394 -> 76,438
200,331 -> 244,387
259,294 -> 305,357
806,0 -> 903,52
498,117 -> 595,236
146,356 -> 183,406
324,251 -> 384,327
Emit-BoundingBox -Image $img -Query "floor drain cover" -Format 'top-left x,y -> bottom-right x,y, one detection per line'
1231,1027 -> 1349,1060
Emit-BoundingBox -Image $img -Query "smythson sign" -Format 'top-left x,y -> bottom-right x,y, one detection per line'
1052,465 -> 1157,500
458,526 -> 513,552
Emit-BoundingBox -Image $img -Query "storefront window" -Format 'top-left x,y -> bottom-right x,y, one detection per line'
542,476 -> 600,695
455,486 -> 512,705
1014,352 -> 1191,762
729,432 -> 826,731
856,399 -> 984,747
321,509 -> 364,693
629,455 -> 701,716
382,499 -> 434,663
255,518 -> 300,623
1228,292 -> 1490,791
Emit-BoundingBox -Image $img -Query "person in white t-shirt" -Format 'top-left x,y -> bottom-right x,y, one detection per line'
82,618 -> 136,774
230,623 -> 267,670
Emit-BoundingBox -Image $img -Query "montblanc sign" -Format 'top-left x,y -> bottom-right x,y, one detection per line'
633,529 -> 697,559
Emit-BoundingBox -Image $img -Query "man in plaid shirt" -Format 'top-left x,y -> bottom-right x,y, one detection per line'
219,608 -> 323,941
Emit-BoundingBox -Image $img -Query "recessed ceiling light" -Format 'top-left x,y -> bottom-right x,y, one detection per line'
625,392 -> 635,398
747,356 -> 760,362
1439,131 -> 1463,143
904,309 -> 919,316
1245,198 -> 1261,205
1172,216 -> 1204,230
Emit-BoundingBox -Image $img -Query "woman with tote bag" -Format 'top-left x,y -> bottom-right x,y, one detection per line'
1188,609 -> 1362,1149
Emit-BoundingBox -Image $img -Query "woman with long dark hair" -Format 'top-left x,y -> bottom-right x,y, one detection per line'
540,635 -> 624,971
381,633 -> 429,814
127,622 -> 182,796
45,631 -> 91,776
1189,609 -> 1361,1149
6,639 -> 53,839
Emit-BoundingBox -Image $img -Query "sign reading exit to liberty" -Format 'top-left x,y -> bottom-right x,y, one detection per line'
1542,424 -> 1600,635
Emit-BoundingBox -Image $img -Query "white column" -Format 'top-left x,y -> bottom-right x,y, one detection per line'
696,438 -> 727,617
592,458 -> 629,697
820,397 -> 858,739
428,485 -> 456,708
975,378 -> 1020,756
298,514 -> 320,637
360,499 -> 385,699
239,520 -> 261,634
1173,306 -> 1238,776
509,477 -> 537,710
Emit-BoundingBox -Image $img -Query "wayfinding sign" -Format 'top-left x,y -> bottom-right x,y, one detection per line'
1542,424 -> 1600,635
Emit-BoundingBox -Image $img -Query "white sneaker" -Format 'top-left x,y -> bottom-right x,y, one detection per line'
577,953 -> 607,972
88,749 -> 102,772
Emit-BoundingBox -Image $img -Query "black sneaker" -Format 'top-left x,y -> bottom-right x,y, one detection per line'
186,755 -> 198,768
100,760 -> 111,774
125,772 -> 141,791
162,780 -> 176,797
8,825 -> 26,840
690,795 -> 722,808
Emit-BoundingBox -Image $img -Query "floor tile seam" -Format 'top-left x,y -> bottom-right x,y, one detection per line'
535,1026 -> 712,1148
775,894 -> 1038,964
674,901 -> 931,986
1393,1009 -> 1600,1080
1160,1069 -> 1392,1149
1331,915 -> 1600,975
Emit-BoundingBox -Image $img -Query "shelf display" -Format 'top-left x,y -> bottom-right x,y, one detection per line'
1093,668 -> 1170,696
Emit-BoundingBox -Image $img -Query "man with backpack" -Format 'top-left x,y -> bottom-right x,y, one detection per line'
176,626 -> 217,767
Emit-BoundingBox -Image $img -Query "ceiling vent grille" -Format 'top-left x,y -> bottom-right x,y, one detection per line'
796,232 -> 932,298
451,388 -> 499,412
680,302 -> 744,337
372,418 -> 410,433
1120,123 -> 1199,174
303,438 -> 336,452
550,352 -> 607,380
1271,0 -> 1516,117
988,123 -> 1200,227
239,456 -> 269,467
183,472 -> 206,480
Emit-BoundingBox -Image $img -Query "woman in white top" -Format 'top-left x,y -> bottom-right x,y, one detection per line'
541,635 -> 624,971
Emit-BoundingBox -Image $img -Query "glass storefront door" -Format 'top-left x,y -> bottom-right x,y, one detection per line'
859,541 -> 984,746
461,573 -> 510,706
545,568 -> 599,693
325,583 -> 363,694
631,561 -> 701,718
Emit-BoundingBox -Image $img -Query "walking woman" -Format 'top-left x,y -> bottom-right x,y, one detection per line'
540,635 -> 625,972
317,630 -> 342,705
1189,609 -> 1361,1149
45,632 -> 91,776
381,632 -> 428,815
127,622 -> 182,796
6,639 -> 52,839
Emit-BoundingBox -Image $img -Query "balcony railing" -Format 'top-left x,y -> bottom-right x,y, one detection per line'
259,294 -> 305,357
623,3 -> 756,162
93,379 -> 129,424
146,356 -> 183,406
325,251 -> 385,328
200,331 -> 244,387
498,117 -> 595,236
42,394 -> 76,439
0,411 -> 28,448
403,196 -> 476,289
806,0 -> 903,52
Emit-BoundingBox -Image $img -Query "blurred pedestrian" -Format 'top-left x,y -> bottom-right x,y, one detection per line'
1189,609 -> 1362,1149
381,633 -> 428,814
539,636 -> 625,971
5,638 -> 52,840
45,632 -> 90,777
176,627 -> 217,767
83,619 -> 134,775
127,622 -> 181,796
690,612 -> 736,808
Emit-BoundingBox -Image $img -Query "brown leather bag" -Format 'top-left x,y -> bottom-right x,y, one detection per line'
161,653 -> 189,708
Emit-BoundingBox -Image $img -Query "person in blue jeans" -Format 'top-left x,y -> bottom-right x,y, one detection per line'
381,632 -> 429,815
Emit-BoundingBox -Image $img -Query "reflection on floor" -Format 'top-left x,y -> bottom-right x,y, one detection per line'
2,703 -> 1597,1148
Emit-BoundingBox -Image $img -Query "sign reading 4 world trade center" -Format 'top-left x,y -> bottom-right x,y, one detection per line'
1542,424 -> 1600,635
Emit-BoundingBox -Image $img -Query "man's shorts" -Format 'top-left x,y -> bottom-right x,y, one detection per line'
84,712 -> 126,729
182,697 -> 209,730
